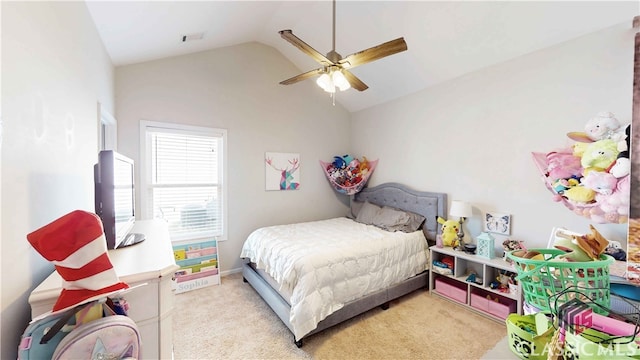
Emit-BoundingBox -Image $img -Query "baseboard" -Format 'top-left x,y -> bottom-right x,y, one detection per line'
220,267 -> 243,277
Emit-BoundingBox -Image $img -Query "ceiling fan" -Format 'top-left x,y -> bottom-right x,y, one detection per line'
278,0 -> 408,93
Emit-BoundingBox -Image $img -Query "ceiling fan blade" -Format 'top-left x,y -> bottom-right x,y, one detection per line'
338,37 -> 407,69
279,30 -> 335,66
342,70 -> 368,91
279,68 -> 324,85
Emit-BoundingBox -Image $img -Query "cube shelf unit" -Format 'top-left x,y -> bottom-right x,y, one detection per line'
429,245 -> 522,322
172,239 -> 220,294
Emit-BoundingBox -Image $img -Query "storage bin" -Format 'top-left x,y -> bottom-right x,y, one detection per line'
471,290 -> 517,319
470,292 -> 490,312
434,277 -> 467,304
506,313 -> 554,360
489,298 -> 517,319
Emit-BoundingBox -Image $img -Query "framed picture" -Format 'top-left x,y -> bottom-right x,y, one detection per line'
484,212 -> 511,235
265,152 -> 300,191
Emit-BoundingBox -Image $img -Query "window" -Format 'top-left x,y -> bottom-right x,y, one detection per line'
140,121 -> 227,241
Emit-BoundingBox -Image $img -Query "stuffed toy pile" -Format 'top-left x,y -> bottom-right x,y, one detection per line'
320,155 -> 377,195
532,111 -> 630,224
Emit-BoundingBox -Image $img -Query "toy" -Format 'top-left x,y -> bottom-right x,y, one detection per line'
359,156 -> 370,173
584,111 -> 624,142
568,111 -> 625,143
332,155 -> 347,169
535,111 -> 630,225
546,150 -> 583,181
551,177 -> 580,193
596,174 -> 630,223
580,139 -> 619,173
581,170 -> 618,195
562,185 -> 596,204
610,157 -> 630,178
609,124 -> 631,178
436,216 -> 461,248
323,155 -> 377,195
605,240 -> 627,261
573,224 -> 609,260
553,234 -> 593,262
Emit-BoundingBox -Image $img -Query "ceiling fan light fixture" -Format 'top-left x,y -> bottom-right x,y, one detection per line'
316,73 -> 335,93
332,70 -> 351,91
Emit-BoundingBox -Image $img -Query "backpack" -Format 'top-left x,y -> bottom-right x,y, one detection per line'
18,297 -> 141,360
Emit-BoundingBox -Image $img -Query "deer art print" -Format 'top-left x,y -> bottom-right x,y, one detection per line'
266,156 -> 300,190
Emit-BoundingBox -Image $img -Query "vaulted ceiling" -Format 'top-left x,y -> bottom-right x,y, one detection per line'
86,1 -> 637,112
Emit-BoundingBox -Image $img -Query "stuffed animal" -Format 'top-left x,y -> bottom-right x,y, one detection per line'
605,240 -> 627,261
610,157 -> 630,178
546,150 -> 583,181
573,224 -> 610,260
332,156 -> 347,169
359,157 -> 370,175
610,124 -> 631,178
436,216 -> 461,248
553,234 -> 593,262
562,185 -> 596,204
580,139 -> 619,173
552,177 -> 580,193
596,174 -> 630,223
568,111 -> 624,143
581,170 -> 618,195
584,111 -> 624,142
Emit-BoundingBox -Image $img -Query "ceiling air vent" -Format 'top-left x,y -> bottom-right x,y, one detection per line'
182,32 -> 204,42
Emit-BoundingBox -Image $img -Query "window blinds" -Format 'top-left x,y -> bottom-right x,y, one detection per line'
146,128 -> 224,241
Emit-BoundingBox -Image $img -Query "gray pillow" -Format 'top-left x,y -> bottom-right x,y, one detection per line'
348,200 -> 365,219
374,206 -> 410,230
355,201 -> 382,225
402,212 -> 427,232
375,206 -> 426,233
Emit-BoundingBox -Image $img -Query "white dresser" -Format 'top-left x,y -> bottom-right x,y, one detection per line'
29,220 -> 179,360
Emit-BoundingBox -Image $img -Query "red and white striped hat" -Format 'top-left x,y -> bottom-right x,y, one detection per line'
27,210 -> 129,313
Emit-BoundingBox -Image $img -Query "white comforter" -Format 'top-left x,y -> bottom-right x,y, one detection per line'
240,217 -> 429,340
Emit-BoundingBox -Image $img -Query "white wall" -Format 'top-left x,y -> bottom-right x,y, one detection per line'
351,22 -> 634,252
1,2 -> 114,357
115,42 -> 352,272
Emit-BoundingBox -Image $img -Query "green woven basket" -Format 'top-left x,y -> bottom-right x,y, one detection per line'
506,249 -> 614,315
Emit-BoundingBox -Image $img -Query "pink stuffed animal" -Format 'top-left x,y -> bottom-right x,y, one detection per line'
546,150 -> 582,181
581,171 -> 618,195
596,175 -> 630,223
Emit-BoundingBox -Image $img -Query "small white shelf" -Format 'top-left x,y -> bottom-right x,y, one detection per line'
429,245 -> 523,322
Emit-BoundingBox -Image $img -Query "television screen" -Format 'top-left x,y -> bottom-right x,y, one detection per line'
94,150 -> 145,249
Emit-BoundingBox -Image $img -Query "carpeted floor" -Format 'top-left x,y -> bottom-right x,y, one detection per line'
172,273 -> 511,359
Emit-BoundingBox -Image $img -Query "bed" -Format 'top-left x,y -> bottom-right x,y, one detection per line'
240,182 -> 447,347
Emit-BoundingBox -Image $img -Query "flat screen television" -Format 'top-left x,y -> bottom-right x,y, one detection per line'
94,150 -> 145,249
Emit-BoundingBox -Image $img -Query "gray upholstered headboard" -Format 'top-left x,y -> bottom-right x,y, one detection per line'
352,182 -> 447,241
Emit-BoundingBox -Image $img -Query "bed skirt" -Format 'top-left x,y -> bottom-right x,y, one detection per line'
242,259 -> 428,346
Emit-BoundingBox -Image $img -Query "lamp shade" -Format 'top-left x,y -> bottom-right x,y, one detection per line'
450,200 -> 472,218
332,70 -> 351,91
316,73 -> 335,93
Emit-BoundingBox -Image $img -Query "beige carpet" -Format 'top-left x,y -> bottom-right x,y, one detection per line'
172,272 -> 508,359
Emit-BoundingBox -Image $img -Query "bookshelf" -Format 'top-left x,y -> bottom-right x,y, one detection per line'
172,239 -> 220,293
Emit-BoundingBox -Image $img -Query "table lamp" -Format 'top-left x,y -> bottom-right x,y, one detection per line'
449,200 -> 472,243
